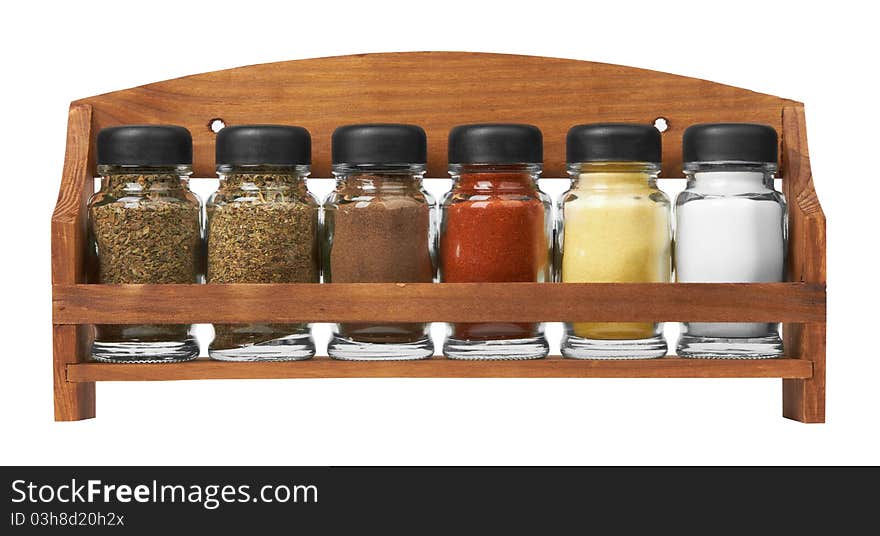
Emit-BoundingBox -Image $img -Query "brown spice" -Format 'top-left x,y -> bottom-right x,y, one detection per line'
328,199 -> 432,282
326,185 -> 433,343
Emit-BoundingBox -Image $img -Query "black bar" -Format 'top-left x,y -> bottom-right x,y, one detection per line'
1,467 -> 873,532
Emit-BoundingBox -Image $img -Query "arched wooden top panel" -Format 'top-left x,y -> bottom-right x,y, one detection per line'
74,52 -> 798,178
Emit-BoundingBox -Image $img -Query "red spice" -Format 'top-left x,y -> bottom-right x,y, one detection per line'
440,172 -> 549,340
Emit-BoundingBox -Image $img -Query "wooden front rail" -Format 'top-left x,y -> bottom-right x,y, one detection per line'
53,282 -> 826,324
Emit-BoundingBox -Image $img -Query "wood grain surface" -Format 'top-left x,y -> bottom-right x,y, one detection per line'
53,282 -> 826,324
781,104 -> 827,423
73,52 -> 797,178
67,356 -> 813,382
51,104 -> 95,421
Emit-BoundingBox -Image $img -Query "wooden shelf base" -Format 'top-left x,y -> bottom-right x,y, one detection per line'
67,356 -> 812,382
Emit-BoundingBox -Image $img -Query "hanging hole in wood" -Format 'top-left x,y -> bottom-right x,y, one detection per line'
654,117 -> 669,132
209,118 -> 226,133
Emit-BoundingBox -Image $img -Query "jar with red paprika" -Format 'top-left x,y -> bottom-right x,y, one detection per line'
439,124 -> 552,359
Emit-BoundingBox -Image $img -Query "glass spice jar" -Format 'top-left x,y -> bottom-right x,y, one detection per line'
88,125 -> 202,362
207,125 -> 319,361
439,124 -> 552,360
324,124 -> 436,360
675,123 -> 787,358
559,124 -> 671,359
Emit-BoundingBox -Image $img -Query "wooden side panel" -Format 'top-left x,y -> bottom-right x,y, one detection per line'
52,282 -> 826,324
781,104 -> 827,423
74,52 -> 794,178
53,326 -> 95,420
51,104 -> 96,421
51,104 -> 94,284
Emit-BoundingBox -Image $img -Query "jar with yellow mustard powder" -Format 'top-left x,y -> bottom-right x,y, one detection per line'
559,124 -> 671,359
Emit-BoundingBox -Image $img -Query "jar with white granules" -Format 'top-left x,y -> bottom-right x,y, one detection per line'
675,123 -> 787,358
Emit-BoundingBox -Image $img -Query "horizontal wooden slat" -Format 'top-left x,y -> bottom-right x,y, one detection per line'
66,356 -> 812,382
52,282 -> 825,324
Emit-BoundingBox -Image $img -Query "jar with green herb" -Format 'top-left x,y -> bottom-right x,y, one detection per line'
207,125 -> 319,360
88,125 -> 202,362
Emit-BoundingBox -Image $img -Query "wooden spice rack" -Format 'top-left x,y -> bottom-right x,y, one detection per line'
51,52 -> 826,422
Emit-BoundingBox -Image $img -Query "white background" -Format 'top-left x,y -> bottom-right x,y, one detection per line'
2,1 -> 877,465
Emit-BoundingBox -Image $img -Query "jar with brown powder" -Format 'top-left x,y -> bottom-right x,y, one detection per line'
324,124 -> 435,360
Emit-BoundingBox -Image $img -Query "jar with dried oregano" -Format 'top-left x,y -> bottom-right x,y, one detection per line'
88,125 -> 202,362
207,125 -> 319,360
324,124 -> 435,360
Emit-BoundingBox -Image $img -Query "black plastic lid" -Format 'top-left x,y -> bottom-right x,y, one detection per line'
332,124 -> 426,165
683,123 -> 778,164
566,123 -> 661,163
215,125 -> 311,166
97,125 -> 192,166
448,123 -> 543,165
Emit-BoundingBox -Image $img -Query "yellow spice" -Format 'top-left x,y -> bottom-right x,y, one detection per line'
561,173 -> 671,339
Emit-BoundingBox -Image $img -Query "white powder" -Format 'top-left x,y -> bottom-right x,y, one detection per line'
675,172 -> 785,338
